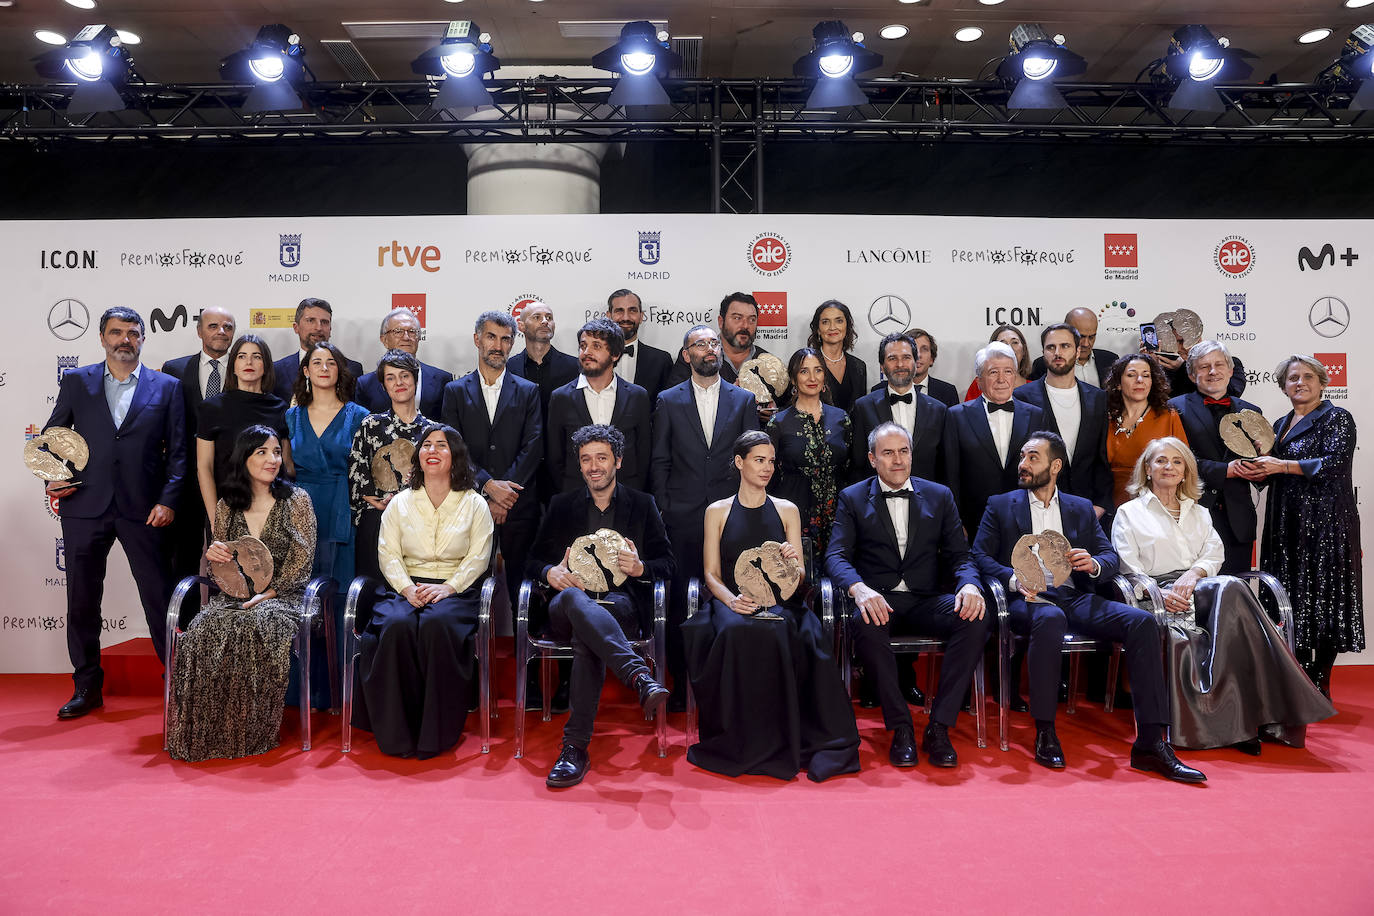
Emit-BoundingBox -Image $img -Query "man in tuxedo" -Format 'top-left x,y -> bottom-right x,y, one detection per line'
651,324 -> 759,705
547,319 -> 652,491
851,332 -> 948,484
1029,308 -> 1117,388
354,307 -> 454,419
826,423 -> 989,768
607,288 -> 673,404
46,307 -> 186,719
943,342 -> 1044,536
1014,323 -> 1112,517
972,432 -> 1205,782
668,292 -> 788,419
159,306 -> 235,583
1169,340 -> 1266,574
528,424 -> 674,787
271,297 -> 364,402
872,328 -> 959,407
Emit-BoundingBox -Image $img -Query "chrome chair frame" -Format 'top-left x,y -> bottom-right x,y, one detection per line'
514,578 -> 669,759
162,574 -> 337,753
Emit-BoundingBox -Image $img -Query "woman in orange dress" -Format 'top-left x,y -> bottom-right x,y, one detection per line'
1104,352 -> 1188,510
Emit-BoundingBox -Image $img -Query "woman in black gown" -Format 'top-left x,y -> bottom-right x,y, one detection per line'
766,348 -> 850,557
807,299 -> 868,411
683,430 -> 860,782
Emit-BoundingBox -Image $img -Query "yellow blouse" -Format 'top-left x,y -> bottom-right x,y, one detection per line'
377,487 -> 494,595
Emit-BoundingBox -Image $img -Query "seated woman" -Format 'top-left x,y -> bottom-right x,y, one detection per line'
1112,437 -> 1334,752
683,430 -> 860,782
167,425 -> 317,762
351,423 -> 494,759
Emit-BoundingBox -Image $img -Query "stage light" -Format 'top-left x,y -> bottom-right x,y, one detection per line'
32,24 -> 135,113
220,25 -> 311,113
995,24 -> 1087,110
412,20 -> 501,110
793,20 -> 883,109
592,20 -> 681,107
1316,24 -> 1374,110
1156,25 -> 1256,112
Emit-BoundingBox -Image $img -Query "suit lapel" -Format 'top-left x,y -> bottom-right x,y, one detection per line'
608,377 -> 628,427
1007,403 -> 1034,472
84,365 -> 117,435
1183,393 -> 1227,457
1012,491 -> 1032,537
967,402 -> 1001,468
1279,401 -> 1329,444
465,373 -> 492,432
868,478 -> 902,557
710,384 -> 736,451
117,368 -> 155,431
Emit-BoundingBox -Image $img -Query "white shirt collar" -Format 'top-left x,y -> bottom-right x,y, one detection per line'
576,373 -> 616,393
879,478 -> 914,494
692,375 -> 721,394
1028,487 -> 1060,511
1141,487 -> 1196,516
480,369 -> 505,390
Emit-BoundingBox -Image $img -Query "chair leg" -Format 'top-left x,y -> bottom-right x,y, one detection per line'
297,616 -> 313,751
540,652 -> 554,723
478,601 -> 491,755
324,609 -> 339,714
341,647 -> 354,754
923,653 -> 936,716
973,656 -> 987,749
1066,653 -> 1081,715
514,638 -> 529,760
162,632 -> 179,753
1105,646 -> 1122,714
686,683 -> 698,748
998,628 -> 1010,753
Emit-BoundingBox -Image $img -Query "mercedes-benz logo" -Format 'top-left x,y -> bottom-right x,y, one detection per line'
1308,296 -> 1349,338
48,299 -> 90,341
868,294 -> 912,336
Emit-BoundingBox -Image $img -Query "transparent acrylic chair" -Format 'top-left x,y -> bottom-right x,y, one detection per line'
162,574 -> 337,753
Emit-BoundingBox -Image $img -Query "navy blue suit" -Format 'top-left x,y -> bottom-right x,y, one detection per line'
826,476 -> 989,729
46,362 -> 187,688
971,489 -> 1168,730
942,397 -> 1044,536
355,360 -> 454,422
1013,379 -> 1113,512
271,351 -> 365,404
1170,391 -> 1262,574
546,376 -> 652,492
848,388 -> 947,485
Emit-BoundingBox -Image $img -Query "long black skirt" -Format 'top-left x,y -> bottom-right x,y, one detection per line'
683,601 -> 860,782
351,584 -> 479,759
1165,576 -> 1336,749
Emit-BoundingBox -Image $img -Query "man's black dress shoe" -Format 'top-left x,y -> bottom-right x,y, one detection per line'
902,683 -> 928,707
58,688 -> 102,720
1130,739 -> 1207,783
889,725 -> 919,768
1008,694 -> 1029,714
546,743 -> 590,788
632,672 -> 670,716
921,722 -> 958,767
1034,724 -> 1066,769
1231,737 -> 1262,756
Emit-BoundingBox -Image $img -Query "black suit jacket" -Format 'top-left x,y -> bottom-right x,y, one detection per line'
1013,378 -> 1112,510
825,476 -> 979,598
356,360 -> 454,421
624,340 -> 674,406
667,344 -> 793,407
1166,357 -> 1247,400
439,371 -> 543,518
942,398 -> 1044,534
870,375 -> 958,408
649,379 -> 759,523
1169,391 -> 1262,542
45,363 -> 186,520
849,387 -> 947,484
1030,348 -> 1118,386
507,347 -> 580,415
547,376 -> 652,491
972,489 -> 1119,602
271,351 -> 365,403
160,352 -> 208,440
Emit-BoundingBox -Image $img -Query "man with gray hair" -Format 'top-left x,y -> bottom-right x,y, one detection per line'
355,306 -> 454,419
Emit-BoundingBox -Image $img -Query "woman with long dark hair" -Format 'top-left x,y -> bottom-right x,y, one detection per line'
806,300 -> 868,411
1104,352 -> 1187,509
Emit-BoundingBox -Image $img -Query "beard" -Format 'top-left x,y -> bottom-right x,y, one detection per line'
1018,467 -> 1052,490
690,354 -> 720,376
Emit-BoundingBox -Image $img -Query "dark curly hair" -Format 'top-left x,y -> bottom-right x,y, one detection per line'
806,299 -> 858,353
1105,352 -> 1173,423
220,425 -> 294,511
293,342 -> 357,406
571,423 -> 625,460
407,423 -> 476,492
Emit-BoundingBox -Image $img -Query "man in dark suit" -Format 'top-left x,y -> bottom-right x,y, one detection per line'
271,297 -> 364,402
159,306 -> 235,583
507,300 -> 580,417
971,431 -> 1205,782
826,422 -> 989,768
1169,340 -> 1266,574
1029,308 -> 1117,388
1014,323 -> 1113,516
1158,347 -> 1247,400
667,292 -> 790,419
851,332 -> 948,484
943,342 -> 1044,535
608,288 -> 674,405
547,319 -> 651,492
871,327 -> 958,407
651,324 -> 759,704
354,307 -> 454,419
45,307 -> 186,719
528,424 -> 674,787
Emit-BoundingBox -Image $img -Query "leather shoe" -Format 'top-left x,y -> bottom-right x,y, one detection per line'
1130,739 -> 1207,784
546,743 -> 590,788
921,722 -> 958,767
902,683 -> 928,707
58,688 -> 102,720
632,671 -> 670,717
1034,723 -> 1066,769
1231,737 -> 1262,756
889,725 -> 919,768
1008,693 -> 1029,714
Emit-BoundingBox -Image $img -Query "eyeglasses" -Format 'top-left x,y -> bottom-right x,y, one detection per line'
687,339 -> 722,352
385,327 -> 420,339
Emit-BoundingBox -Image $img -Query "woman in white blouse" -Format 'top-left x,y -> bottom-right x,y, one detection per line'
351,424 -> 494,759
1113,438 -> 1332,753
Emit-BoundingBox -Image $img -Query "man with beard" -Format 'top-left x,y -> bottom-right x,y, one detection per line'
508,301 -> 580,508
271,297 -> 363,403
870,328 -> 959,408
669,293 -> 788,419
46,307 -> 186,718
160,306 -> 235,583
548,319 -> 652,491
850,333 -> 948,484
651,324 -> 759,708
607,288 -> 673,405
971,432 -> 1205,782
1029,308 -> 1117,389
355,307 -> 454,420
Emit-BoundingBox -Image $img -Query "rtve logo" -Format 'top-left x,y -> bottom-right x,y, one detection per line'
377,241 -> 441,273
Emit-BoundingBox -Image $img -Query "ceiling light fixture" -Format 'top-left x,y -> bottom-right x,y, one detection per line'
996,23 -> 1087,109
412,19 -> 500,109
955,27 -> 984,43
879,25 -> 909,40
793,19 -> 884,109
1298,28 -> 1333,44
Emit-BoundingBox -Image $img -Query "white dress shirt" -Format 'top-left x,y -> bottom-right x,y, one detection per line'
1074,359 -> 1101,389
577,373 -> 618,425
880,479 -> 914,592
1016,488 -> 1067,600
479,369 -> 505,425
378,488 -> 495,595
886,386 -> 916,432
198,353 -> 223,399
1111,490 -> 1225,579
614,339 -> 639,384
693,376 -> 721,446
984,397 -> 1014,467
1045,382 -> 1082,462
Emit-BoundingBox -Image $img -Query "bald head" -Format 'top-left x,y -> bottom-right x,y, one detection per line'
196,307 -> 236,359
1065,307 -> 1098,365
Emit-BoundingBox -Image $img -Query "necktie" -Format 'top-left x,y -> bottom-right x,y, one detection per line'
987,400 -> 1014,413
882,489 -> 912,500
623,344 -> 635,357
1203,396 -> 1232,407
205,359 -> 222,398
887,391 -> 913,405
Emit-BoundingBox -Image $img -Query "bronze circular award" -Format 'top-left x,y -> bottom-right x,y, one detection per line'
210,536 -> 275,601
24,427 -> 90,485
1011,531 -> 1073,594
1220,409 -> 1275,459
733,540 -> 803,618
737,353 -> 788,405
568,528 -> 630,593
1171,308 -> 1205,350
371,438 -> 416,494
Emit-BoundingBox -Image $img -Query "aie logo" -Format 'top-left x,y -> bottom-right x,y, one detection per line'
41,249 -> 97,269
47,299 -> 90,341
24,424 -> 41,441
748,233 -> 791,276
638,231 -> 661,266
867,294 -> 912,336
279,233 -> 302,268
55,538 -> 65,573
1308,296 -> 1349,338
1224,293 -> 1247,327
1297,244 -> 1357,271
1214,235 -> 1256,278
378,240 -> 441,273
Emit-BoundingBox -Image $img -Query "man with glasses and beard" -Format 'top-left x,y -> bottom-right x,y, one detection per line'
669,293 -> 789,421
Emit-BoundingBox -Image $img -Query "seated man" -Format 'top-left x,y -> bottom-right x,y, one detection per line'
526,424 -> 675,788
825,422 -> 989,769
971,431 -> 1206,783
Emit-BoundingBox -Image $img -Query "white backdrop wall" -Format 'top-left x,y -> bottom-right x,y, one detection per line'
3,215 -> 1367,672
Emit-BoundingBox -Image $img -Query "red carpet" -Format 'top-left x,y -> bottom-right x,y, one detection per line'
3,666 -> 1372,914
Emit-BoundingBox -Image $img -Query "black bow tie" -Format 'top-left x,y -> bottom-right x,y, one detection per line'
987,400 -> 1014,414
623,344 -> 635,356
882,489 -> 912,500
887,391 -> 913,406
